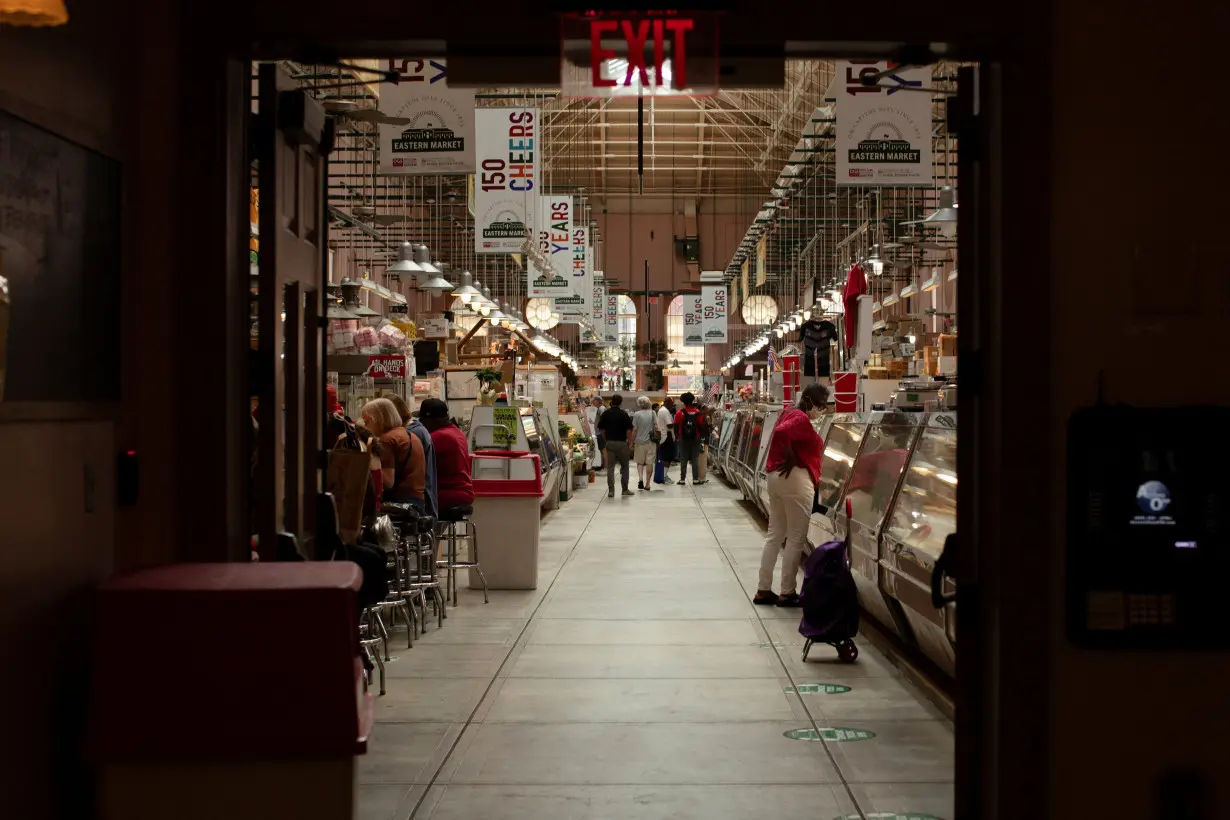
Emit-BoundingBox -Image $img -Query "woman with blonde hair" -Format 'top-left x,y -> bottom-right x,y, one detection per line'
360,397 -> 426,509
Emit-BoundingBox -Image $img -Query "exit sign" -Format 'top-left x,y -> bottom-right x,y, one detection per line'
560,11 -> 719,98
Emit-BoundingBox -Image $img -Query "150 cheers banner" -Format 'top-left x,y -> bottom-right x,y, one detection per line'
474,108 -> 539,253
554,224 -> 591,319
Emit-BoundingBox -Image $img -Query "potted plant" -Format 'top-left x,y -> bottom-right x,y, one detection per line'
474,367 -> 503,405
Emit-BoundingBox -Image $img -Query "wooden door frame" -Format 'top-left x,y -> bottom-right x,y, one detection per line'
172,5 -> 1050,819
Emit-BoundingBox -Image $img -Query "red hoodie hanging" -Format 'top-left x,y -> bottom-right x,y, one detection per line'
842,263 -> 867,349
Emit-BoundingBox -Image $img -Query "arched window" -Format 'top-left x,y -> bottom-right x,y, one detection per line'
617,294 -> 637,349
665,295 -> 705,377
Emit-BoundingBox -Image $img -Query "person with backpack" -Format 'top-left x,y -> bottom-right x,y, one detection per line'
753,382 -> 829,607
672,392 -> 708,485
655,397 -> 676,484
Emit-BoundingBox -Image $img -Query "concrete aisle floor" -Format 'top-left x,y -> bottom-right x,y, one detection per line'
358,478 -> 954,820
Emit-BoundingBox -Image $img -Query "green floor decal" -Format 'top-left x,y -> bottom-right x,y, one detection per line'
757,641 -> 789,649
783,726 -> 876,742
783,683 -> 852,695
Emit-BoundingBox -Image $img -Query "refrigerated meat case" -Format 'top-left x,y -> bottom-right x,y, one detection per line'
709,406 -> 957,678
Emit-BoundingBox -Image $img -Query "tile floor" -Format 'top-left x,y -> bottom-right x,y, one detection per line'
358,478 -> 954,820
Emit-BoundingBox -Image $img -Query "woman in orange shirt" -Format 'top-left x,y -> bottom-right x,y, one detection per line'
360,397 -> 426,509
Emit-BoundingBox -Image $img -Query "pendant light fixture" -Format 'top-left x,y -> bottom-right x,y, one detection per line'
902,186 -> 958,238
453,270 -> 481,304
386,241 -> 424,275
478,286 -> 496,316
421,261 -> 457,297
340,279 -> 380,320
413,244 -> 440,276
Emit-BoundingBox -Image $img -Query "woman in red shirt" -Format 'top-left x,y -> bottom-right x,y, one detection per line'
754,383 -> 829,607
417,398 -> 474,511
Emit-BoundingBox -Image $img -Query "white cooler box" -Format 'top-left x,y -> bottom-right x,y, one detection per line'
469,451 -> 543,590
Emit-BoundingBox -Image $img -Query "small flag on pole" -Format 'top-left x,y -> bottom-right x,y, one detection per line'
767,347 -> 782,374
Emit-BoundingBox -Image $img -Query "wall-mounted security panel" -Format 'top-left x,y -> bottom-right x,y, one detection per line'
1066,404 -> 1230,650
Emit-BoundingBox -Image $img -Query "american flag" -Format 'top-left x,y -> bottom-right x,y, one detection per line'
767,346 -> 782,373
706,380 -> 722,402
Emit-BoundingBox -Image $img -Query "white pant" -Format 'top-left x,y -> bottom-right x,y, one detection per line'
758,468 -> 815,596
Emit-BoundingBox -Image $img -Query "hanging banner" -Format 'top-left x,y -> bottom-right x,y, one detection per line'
835,61 -> 933,186
684,293 -> 704,346
378,59 -> 475,175
592,277 -> 606,330
702,283 -> 728,344
474,107 -> 539,253
530,195 -> 572,297
555,224 -> 591,319
603,293 -> 621,346
741,258 -> 750,298
755,235 -> 767,286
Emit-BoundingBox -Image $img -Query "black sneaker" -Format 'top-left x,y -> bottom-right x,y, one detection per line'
775,593 -> 802,608
638,480 -> 645,490
692,480 -> 708,486
752,590 -> 779,606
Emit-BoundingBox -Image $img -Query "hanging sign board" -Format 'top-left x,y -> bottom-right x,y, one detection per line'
702,282 -> 728,344
684,293 -> 704,346
835,61 -> 933,186
474,107 -> 538,253
592,276 -> 606,327
367,355 -> 409,379
755,235 -> 767,286
530,195 -> 572,297
555,224 -> 591,319
741,257 -> 750,297
378,59 -> 475,175
558,11 -> 720,99
603,293 -> 620,346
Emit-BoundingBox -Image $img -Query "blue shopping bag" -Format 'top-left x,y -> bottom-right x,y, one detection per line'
653,457 -> 666,484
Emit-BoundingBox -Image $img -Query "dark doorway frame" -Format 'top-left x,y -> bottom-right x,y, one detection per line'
173,5 -> 1050,819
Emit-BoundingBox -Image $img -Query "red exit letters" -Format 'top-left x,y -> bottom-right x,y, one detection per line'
590,16 -> 694,89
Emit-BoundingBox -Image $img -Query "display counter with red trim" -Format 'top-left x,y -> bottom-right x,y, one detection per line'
88,562 -> 371,820
468,451 -> 543,590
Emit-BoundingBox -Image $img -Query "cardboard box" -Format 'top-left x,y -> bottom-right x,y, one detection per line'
939,334 -> 957,357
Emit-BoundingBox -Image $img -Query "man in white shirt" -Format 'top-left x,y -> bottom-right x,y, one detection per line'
654,398 -> 675,484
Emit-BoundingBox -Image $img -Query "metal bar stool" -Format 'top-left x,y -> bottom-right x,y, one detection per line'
384,502 -> 444,632
358,607 -> 386,695
436,505 -> 488,606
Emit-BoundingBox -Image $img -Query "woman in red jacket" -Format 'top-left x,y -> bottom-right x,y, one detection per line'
754,383 -> 829,607
417,398 -> 474,511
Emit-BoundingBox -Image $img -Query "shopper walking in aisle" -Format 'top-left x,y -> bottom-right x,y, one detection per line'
361,397 -> 427,509
589,396 -> 606,470
595,394 -> 635,497
631,395 -> 659,491
673,392 -> 708,485
754,383 -> 829,607
655,396 -> 676,484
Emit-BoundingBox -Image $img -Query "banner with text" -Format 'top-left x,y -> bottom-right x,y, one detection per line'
603,292 -> 621,345
835,61 -> 933,186
475,107 -> 539,253
554,224 -> 591,319
592,278 -> 606,334
379,59 -> 476,175
702,283 -> 728,343
530,195 -> 572,297
741,258 -> 750,300
684,293 -> 704,346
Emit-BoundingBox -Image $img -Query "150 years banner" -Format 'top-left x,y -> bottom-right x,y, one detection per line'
835,61 -> 933,186
474,108 -> 539,253
702,283 -> 728,343
530,195 -> 571,298
378,59 -> 475,175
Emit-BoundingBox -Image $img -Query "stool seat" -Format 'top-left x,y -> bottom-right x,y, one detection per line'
439,504 -> 473,522
380,502 -> 420,521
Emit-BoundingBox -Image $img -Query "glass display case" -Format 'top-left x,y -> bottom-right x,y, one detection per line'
881,411 -> 957,676
814,414 -> 870,515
